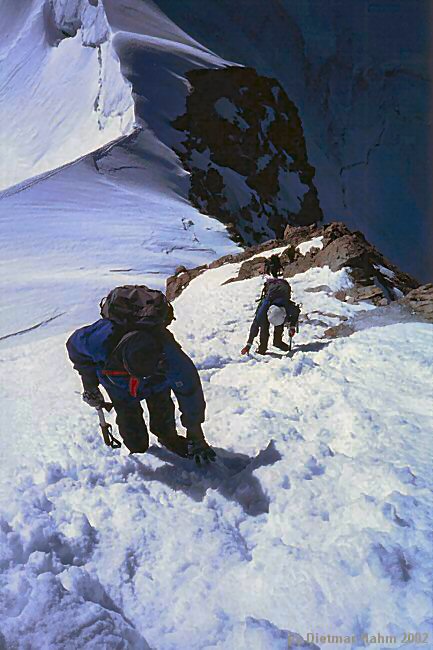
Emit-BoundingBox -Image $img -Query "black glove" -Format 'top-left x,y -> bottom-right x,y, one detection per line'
82,388 -> 104,409
187,440 -> 216,465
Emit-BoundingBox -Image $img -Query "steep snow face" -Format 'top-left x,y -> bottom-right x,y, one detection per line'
0,255 -> 431,649
0,0 -> 238,342
0,0 -> 135,191
155,0 -> 432,281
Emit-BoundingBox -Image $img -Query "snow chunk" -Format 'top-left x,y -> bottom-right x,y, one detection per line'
276,167 -> 309,212
51,0 -> 110,46
257,153 -> 272,172
261,105 -> 275,132
297,236 -> 324,256
1,573 -> 149,649
248,245 -> 289,262
374,263 -> 395,279
214,97 -> 249,130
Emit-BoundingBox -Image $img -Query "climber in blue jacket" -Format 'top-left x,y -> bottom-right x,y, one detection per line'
66,319 -> 214,462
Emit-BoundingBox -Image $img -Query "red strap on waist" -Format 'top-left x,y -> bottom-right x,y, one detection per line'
102,370 -> 140,398
129,376 -> 140,397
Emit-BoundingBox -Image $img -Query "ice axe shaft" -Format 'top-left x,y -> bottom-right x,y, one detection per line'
97,407 -> 121,448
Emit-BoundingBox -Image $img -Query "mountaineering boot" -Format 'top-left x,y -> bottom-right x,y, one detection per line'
125,436 -> 149,454
256,345 -> 267,355
272,325 -> 289,351
157,434 -> 189,458
187,440 -> 216,464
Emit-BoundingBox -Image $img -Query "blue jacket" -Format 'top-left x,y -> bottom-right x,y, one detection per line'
66,319 -> 205,429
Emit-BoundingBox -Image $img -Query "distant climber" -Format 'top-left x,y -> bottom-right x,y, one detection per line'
241,255 -> 300,355
66,285 -> 216,464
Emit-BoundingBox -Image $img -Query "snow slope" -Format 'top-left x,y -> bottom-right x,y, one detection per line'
0,0 -> 135,191
1,253 -> 431,649
0,0 -> 237,342
0,0 -> 231,193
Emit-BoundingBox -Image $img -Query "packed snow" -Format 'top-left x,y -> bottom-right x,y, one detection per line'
374,263 -> 396,279
214,97 -> 249,131
296,236 -> 324,256
0,251 -> 432,649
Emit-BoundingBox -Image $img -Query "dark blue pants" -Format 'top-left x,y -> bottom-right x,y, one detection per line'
109,389 -> 176,453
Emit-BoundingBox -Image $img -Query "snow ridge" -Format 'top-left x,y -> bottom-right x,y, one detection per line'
0,0 -> 135,191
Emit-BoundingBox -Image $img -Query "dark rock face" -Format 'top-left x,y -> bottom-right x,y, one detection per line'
156,0 -> 431,281
166,221 -> 420,306
172,67 -> 323,244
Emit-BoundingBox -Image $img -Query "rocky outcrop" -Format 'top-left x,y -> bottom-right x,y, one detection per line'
156,0 -> 431,281
399,284 -> 433,323
166,239 -> 285,300
166,221 -> 420,306
324,323 -> 356,339
282,222 -> 419,305
166,265 -> 207,302
172,67 -> 322,245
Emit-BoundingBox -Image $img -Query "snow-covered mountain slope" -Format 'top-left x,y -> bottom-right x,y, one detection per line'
1,243 -> 432,649
155,0 -> 432,281
0,0 -> 135,191
0,0 -> 239,342
0,0 -> 233,194
0,138 -> 236,343
0,2 -> 431,647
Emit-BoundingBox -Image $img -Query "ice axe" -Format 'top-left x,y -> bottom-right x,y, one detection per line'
288,326 -> 296,352
97,402 -> 122,449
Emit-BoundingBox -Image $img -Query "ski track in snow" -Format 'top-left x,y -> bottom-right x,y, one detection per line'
0,259 -> 432,649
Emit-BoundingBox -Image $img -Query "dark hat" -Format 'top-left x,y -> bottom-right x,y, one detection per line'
122,330 -> 164,377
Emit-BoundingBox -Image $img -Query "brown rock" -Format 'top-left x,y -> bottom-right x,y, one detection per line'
227,257 -> 265,283
313,233 -> 373,273
400,284 -> 433,322
321,222 -> 352,245
165,221 -> 420,302
166,266 -> 206,301
324,323 -> 355,339
283,223 -> 323,246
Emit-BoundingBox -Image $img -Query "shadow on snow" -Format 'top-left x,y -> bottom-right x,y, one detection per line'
129,440 -> 282,516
